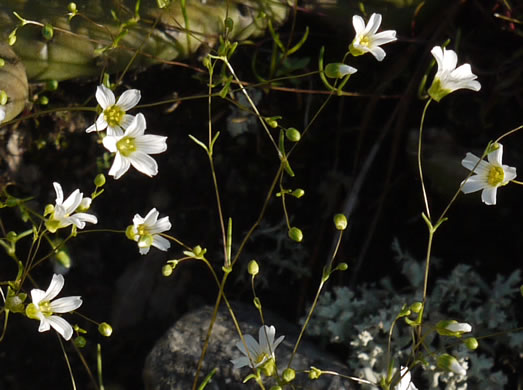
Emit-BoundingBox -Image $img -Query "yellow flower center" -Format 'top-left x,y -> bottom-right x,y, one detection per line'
359,35 -> 371,47
116,137 -> 137,157
25,301 -> 53,320
487,166 -> 504,186
103,105 -> 125,127
137,224 -> 148,236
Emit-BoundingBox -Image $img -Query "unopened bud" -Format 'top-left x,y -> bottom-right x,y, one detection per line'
42,24 -> 54,40
282,368 -> 296,383
162,264 -> 173,277
291,188 -> 305,198
288,227 -> 303,242
68,2 -> 77,12
336,262 -> 348,271
94,173 -> 106,187
333,213 -> 348,230
464,337 -> 478,350
309,366 -> 322,380
325,63 -> 357,78
98,322 -> 113,337
248,260 -> 259,276
74,336 -> 87,348
0,90 -> 7,105
410,302 -> 423,313
39,96 -> 49,105
437,354 -> 466,376
285,128 -> 301,142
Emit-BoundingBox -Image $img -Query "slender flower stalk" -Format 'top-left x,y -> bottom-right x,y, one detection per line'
428,46 -> 481,102
349,13 -> 397,61
461,143 -> 516,205
25,274 -> 82,340
102,113 -> 167,179
86,84 -> 141,136
126,208 -> 171,255
44,182 -> 98,233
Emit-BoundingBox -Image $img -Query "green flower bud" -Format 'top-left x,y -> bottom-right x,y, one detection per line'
333,213 -> 348,230
325,63 -> 357,78
336,262 -> 348,271
282,368 -> 296,383
410,302 -> 423,313
8,32 -> 17,46
68,2 -> 77,12
6,231 -> 17,242
55,250 -> 71,269
0,58 -> 5,67
0,90 -> 7,105
42,24 -> 54,40
74,336 -> 87,348
94,173 -> 106,187
464,337 -> 478,350
248,260 -> 259,276
5,292 -> 26,313
437,353 -> 466,376
225,17 -> 234,31
309,366 -> 322,380
288,227 -> 303,242
285,128 -> 301,142
98,322 -> 113,337
291,188 -> 305,198
162,264 -> 173,277
46,80 -> 59,91
39,96 -> 49,105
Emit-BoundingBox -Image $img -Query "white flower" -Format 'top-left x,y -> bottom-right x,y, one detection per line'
127,208 -> 171,255
25,274 -> 82,340
45,182 -> 98,233
86,84 -> 141,136
0,106 -> 5,123
437,354 -> 467,376
428,46 -> 481,102
231,325 -> 284,369
395,366 -> 418,390
349,13 -> 397,61
461,143 -> 516,205
437,320 -> 472,336
102,113 -> 167,179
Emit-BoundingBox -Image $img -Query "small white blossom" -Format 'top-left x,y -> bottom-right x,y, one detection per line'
231,325 -> 284,369
395,366 -> 418,390
25,274 -> 82,340
437,354 -> 467,377
86,84 -> 141,136
461,143 -> 516,205
45,182 -> 98,233
349,13 -> 397,61
428,46 -> 481,102
0,106 -> 5,124
443,321 -> 472,334
102,113 -> 167,179
127,208 -> 171,255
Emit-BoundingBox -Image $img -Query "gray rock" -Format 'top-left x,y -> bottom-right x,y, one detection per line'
144,302 -> 356,389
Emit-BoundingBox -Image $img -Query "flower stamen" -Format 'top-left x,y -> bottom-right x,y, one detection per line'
104,105 -> 125,127
487,166 -> 504,186
116,137 -> 137,157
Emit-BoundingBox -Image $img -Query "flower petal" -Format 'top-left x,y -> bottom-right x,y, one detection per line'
47,315 -> 74,340
125,113 -> 147,137
143,208 -> 160,225
481,186 -> 497,205
152,235 -> 171,252
128,152 -> 159,177
366,13 -> 382,35
86,114 -> 107,133
461,175 -> 487,194
102,135 -> 119,153
116,89 -> 141,111
135,134 -> 168,154
109,152 -> 131,179
53,182 -> 64,205
50,296 -> 83,313
42,274 -> 65,302
149,215 -> 171,234
352,15 -> 365,34
96,84 -> 115,109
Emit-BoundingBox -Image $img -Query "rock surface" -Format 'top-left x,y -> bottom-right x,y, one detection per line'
144,302 -> 356,390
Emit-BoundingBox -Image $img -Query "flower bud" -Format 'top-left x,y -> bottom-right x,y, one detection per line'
39,96 -> 49,105
0,58 -> 5,67
288,227 -> 303,242
0,90 -> 7,105
6,231 -> 17,242
336,262 -> 348,271
333,213 -> 348,230
282,368 -> 296,383
46,80 -> 59,91
98,322 -> 113,337
325,63 -> 358,78
94,173 -> 106,187
291,188 -> 305,198
285,128 -> 301,142
464,337 -> 478,350
162,264 -> 173,277
44,204 -> 54,216
410,302 -> 423,313
74,336 -> 87,348
68,2 -> 77,12
437,354 -> 466,376
309,366 -> 322,380
248,260 -> 259,276
42,24 -> 54,40
125,225 -> 137,240
436,320 -> 472,337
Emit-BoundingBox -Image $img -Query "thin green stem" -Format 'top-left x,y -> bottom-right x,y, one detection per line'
417,98 -> 433,221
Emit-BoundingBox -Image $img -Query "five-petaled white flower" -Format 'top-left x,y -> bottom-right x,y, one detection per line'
25,274 -> 82,340
86,84 -> 141,136
428,46 -> 481,102
461,143 -> 516,205
102,113 -> 167,179
45,182 -> 98,233
395,366 -> 418,390
231,325 -> 284,370
349,13 -> 397,61
127,208 -> 171,255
